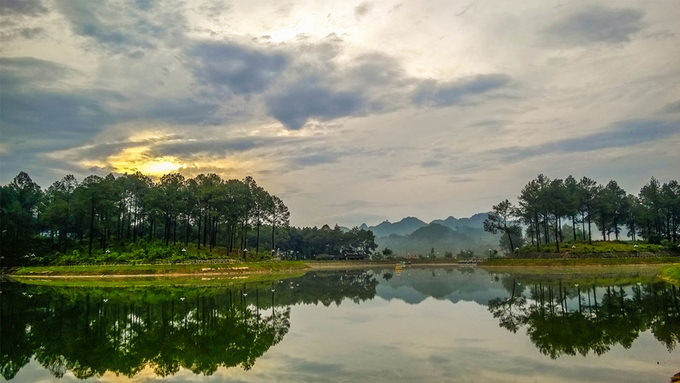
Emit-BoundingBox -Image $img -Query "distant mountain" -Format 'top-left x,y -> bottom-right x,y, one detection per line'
429,213 -> 489,229
363,216 -> 427,238
375,222 -> 500,257
360,213 -> 489,238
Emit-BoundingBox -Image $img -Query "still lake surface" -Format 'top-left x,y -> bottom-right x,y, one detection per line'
2,267 -> 678,382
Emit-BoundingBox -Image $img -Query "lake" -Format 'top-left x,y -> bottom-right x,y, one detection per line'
2,266 -> 678,382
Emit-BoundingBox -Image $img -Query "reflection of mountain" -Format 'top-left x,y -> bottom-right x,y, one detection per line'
488,281 -> 680,358
0,271 -> 378,381
375,268 -> 508,306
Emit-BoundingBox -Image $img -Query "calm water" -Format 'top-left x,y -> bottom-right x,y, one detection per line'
1,267 -> 678,382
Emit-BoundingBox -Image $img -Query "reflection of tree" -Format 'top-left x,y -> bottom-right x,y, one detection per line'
488,281 -> 680,359
0,271 -> 377,380
488,279 -> 527,333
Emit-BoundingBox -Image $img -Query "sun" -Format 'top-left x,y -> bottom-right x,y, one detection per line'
137,159 -> 184,176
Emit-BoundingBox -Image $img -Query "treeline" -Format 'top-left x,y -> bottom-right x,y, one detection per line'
484,175 -> 680,252
0,171 -> 376,265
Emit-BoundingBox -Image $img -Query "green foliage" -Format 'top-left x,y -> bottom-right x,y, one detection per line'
457,249 -> 475,259
505,174 -> 680,252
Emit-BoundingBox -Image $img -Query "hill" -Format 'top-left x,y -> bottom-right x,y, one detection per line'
430,213 -> 489,229
375,223 -> 500,257
362,217 -> 428,238
360,213 -> 490,238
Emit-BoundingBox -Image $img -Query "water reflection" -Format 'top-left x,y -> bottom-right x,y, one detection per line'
1,268 -> 677,382
488,278 -> 680,359
0,271 -> 378,381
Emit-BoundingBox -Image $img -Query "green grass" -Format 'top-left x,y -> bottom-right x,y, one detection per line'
660,265 -> 680,285
482,257 -> 679,267
517,240 -> 666,254
12,261 -> 308,276
12,271 -> 305,288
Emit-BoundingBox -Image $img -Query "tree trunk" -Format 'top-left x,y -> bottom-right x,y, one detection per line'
88,195 -> 95,257
554,214 -> 560,252
197,213 -> 202,250
256,218 -> 261,255
588,205 -> 593,245
271,222 -> 276,253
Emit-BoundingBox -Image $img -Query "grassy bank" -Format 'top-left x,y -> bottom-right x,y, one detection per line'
11,261 -> 308,277
660,265 -> 680,285
10,271 -> 305,288
516,241 -> 670,254
482,257 -> 679,267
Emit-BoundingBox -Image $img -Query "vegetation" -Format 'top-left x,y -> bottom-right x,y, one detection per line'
482,257 -> 679,267
0,171 -> 376,266
484,175 -> 680,253
12,261 -> 307,276
660,265 -> 680,285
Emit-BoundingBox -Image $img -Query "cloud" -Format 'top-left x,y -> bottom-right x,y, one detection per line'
188,41 -> 288,96
354,2 -> 373,20
289,153 -> 340,167
0,0 -> 48,17
413,74 -> 511,107
266,76 -> 365,129
499,119 -> 680,160
541,7 -> 645,47
0,57 -> 73,85
0,27 -> 45,41
55,0 -> 186,52
661,100 -> 680,114
421,160 -> 442,168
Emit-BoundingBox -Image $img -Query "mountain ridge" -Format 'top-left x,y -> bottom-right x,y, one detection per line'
360,212 -> 490,238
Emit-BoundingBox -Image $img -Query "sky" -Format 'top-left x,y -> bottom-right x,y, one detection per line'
1,0 -> 679,227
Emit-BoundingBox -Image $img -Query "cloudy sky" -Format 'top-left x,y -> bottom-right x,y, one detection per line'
1,0 -> 679,227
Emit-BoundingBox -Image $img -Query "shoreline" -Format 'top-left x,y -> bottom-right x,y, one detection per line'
7,257 -> 680,279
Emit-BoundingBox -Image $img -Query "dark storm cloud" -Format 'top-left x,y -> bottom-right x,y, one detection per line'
188,42 -> 289,96
266,76 -> 365,130
661,100 -> 680,114
412,74 -> 511,107
499,119 -> 680,160
0,0 -> 48,16
541,7 -> 645,47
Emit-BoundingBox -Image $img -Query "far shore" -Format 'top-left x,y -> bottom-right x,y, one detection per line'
5,256 -> 679,280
